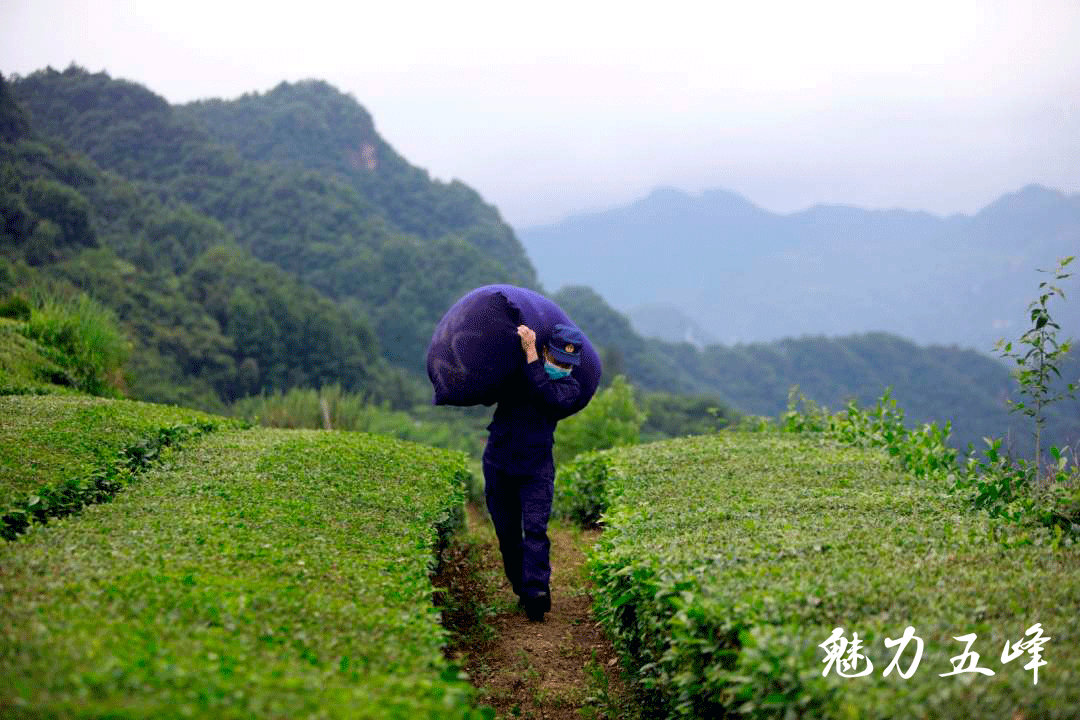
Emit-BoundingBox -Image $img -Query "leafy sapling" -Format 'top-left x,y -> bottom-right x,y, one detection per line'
995,256 -> 1076,475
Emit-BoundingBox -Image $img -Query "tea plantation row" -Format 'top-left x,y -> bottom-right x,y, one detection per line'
0,395 -> 238,539
565,433 -> 1080,718
0,396 -> 487,718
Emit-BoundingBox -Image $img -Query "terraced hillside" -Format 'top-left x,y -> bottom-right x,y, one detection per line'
0,396 -> 483,719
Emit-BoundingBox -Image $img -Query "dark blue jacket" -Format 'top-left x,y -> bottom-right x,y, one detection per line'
484,359 -> 581,474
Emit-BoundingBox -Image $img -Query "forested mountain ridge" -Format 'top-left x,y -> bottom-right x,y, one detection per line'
0,71 -> 388,409
520,185 -> 1080,351
184,81 -> 521,267
3,67 -> 1075,458
9,66 -> 538,367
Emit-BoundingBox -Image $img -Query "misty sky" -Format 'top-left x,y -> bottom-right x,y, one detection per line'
3,0 -> 1079,228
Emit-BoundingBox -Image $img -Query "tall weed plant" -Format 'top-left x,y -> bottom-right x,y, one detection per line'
978,255 -> 1080,530
21,289 -> 129,396
995,256 -> 1076,469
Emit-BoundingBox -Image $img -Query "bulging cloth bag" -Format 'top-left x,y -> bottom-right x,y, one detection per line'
426,284 -> 602,418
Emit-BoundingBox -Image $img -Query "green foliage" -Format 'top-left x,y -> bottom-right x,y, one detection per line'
782,385 -> 1080,538
187,80 -> 525,254
0,395 -> 234,539
0,72 -> 30,143
0,73 -> 236,407
2,422 -> 216,540
21,289 -> 129,396
1,136 -> 98,267
783,386 -> 957,483
553,451 -> 621,527
231,383 -> 488,458
954,436 -> 1035,522
22,176 -> 95,249
0,317 -> 78,395
554,378 -> 746,525
777,260 -> 1080,537
954,439 -> 1080,534
182,243 -> 382,402
639,390 -> 738,441
555,375 -> 646,466
0,292 -> 30,320
588,433 -> 1080,718
1040,446 -> 1080,529
0,101 -> 394,410
550,374 -> 644,523
996,256 -> 1077,466
9,67 -> 540,377
831,391 -> 956,482
781,385 -> 832,434
0,426 -> 483,718
44,247 -> 236,411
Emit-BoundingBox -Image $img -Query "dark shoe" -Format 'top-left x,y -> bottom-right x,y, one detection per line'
524,592 -> 550,622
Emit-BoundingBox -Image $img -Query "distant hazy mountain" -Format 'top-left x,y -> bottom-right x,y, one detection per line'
627,302 -> 717,347
554,285 -> 1080,458
519,186 -> 1080,351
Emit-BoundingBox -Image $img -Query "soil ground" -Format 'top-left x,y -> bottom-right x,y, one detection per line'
436,504 -> 639,720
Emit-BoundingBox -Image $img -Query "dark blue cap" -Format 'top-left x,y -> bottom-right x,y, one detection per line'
547,323 -> 584,366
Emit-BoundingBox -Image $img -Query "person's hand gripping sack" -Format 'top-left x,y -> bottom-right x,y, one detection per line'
516,325 -> 539,363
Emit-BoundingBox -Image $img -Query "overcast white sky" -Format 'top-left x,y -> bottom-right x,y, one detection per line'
3,0 -> 1079,227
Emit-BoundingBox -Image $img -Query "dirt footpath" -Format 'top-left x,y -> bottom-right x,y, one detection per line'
437,504 -> 637,720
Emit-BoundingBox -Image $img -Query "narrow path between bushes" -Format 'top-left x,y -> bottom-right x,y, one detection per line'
436,504 -> 638,720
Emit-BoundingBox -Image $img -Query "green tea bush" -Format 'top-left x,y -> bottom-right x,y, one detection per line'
784,387 -> 957,484
833,390 -> 957,482
783,385 -> 1080,536
0,395 -> 234,539
955,439 -> 1080,533
0,428 -> 485,719
589,433 -> 1080,718
553,450 -> 622,526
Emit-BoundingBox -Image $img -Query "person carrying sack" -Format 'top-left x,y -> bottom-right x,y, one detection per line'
482,322 -> 584,621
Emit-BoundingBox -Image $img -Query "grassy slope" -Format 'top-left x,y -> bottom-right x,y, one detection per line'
0,317 -> 80,396
0,397 -> 481,718
589,432 -> 1080,718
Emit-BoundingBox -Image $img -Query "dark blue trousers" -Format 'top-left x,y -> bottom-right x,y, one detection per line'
482,457 -> 554,600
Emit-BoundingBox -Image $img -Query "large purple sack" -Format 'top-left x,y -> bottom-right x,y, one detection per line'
426,284 -> 602,418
